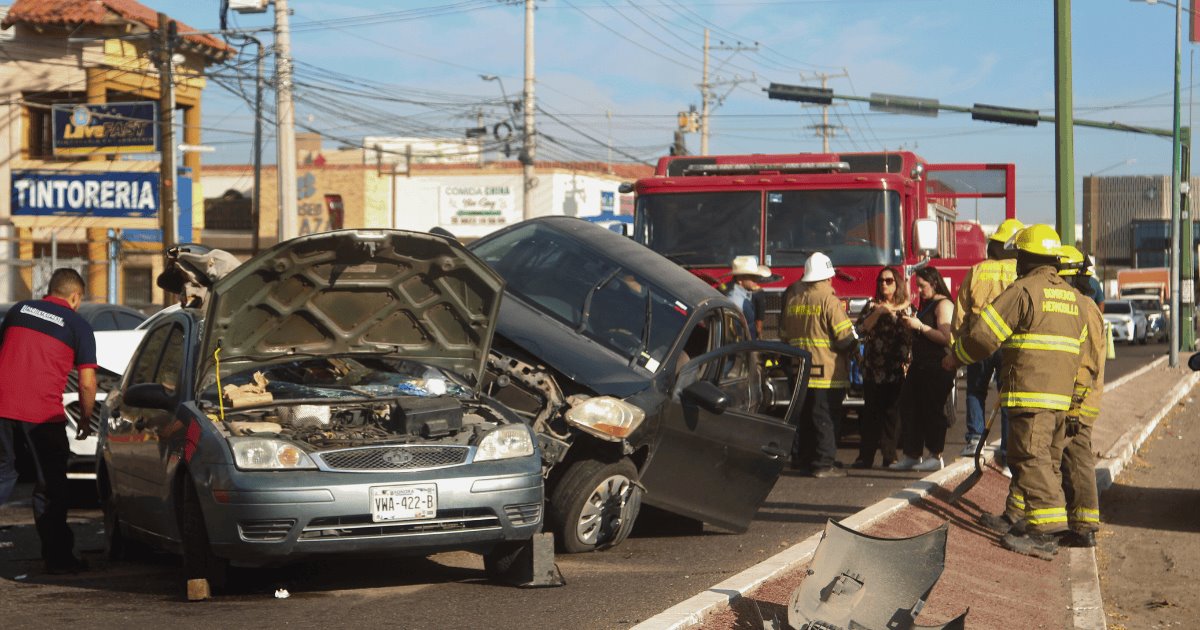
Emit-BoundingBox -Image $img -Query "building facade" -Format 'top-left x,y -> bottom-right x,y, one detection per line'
0,0 -> 230,305
1082,174 -> 1200,281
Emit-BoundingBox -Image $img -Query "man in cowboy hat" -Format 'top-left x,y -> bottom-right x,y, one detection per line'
726,255 -> 773,339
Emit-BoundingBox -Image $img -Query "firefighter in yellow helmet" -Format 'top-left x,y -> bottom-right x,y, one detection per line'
943,224 -> 1086,559
780,252 -> 857,478
953,218 -> 1024,459
1055,244 -> 1104,548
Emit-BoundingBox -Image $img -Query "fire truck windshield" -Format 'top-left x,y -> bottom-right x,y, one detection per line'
766,189 -> 902,267
636,189 -> 902,269
637,191 -> 761,267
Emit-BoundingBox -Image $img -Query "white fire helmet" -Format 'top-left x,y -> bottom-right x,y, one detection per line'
801,252 -> 836,282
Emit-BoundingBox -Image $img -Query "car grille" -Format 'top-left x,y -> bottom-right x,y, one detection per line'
318,446 -> 470,472
299,509 -> 500,540
64,399 -> 106,434
238,518 -> 297,541
504,503 -> 542,526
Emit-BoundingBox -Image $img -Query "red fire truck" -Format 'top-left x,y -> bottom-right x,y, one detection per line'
631,151 -> 1016,333
630,151 -> 1017,413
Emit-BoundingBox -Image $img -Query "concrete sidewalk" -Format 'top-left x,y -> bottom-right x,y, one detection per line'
635,356 -> 1200,630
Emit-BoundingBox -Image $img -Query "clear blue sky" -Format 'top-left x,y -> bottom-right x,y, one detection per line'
162,0 -> 1193,226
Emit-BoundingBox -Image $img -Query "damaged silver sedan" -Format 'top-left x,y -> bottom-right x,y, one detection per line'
96,230 -> 544,587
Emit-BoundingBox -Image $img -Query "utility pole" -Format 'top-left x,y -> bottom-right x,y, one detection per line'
521,0 -> 536,219
236,34 -> 266,255
798,71 -> 848,152
1054,0 -> 1077,247
275,0 -> 298,242
701,29 -> 710,155
699,29 -> 756,155
156,12 -> 177,264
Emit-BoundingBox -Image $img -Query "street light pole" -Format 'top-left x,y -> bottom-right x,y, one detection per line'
1170,0 -> 1182,367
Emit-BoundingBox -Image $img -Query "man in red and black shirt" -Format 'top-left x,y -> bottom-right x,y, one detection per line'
0,268 -> 96,573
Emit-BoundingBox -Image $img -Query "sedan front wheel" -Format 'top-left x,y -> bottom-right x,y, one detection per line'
549,458 -> 642,554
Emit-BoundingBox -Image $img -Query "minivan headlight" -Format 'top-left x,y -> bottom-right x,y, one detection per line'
228,437 -> 317,470
475,424 -> 535,461
564,396 -> 646,442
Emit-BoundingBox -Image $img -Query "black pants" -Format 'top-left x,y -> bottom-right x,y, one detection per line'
793,388 -> 845,470
5,419 -> 76,566
898,365 -> 954,459
859,380 -> 903,465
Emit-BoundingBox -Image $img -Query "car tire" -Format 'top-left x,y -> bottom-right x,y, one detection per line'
180,478 -> 229,593
482,539 -> 528,582
550,458 -> 642,554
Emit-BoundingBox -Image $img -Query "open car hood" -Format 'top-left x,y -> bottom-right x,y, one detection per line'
198,230 -> 503,389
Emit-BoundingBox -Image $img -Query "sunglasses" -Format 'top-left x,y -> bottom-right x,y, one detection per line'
878,277 -> 896,285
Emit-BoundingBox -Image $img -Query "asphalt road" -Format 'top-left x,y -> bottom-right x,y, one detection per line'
0,341 -> 1170,629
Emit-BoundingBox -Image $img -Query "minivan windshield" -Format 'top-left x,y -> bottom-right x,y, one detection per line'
471,223 -> 690,371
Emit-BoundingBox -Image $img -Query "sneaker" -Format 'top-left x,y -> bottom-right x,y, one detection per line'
912,455 -> 944,471
1001,466 -> 1014,479
960,439 -> 981,456
1001,531 -> 1060,560
810,466 -> 847,478
888,456 -> 921,471
45,556 -> 89,575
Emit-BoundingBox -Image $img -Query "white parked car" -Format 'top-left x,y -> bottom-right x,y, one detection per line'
1102,300 -> 1149,345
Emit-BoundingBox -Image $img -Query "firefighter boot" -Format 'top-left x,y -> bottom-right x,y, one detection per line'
1001,531 -> 1060,560
1057,531 -> 1097,548
978,512 -> 1025,535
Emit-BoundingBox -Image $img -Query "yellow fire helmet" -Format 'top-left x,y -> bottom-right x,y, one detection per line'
990,218 -> 1026,243
1057,244 -> 1092,277
1007,223 -> 1062,256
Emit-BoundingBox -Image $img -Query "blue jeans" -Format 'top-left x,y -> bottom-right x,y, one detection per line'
966,350 -> 1010,452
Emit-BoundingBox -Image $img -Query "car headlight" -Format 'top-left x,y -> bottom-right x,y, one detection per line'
475,424 -> 535,461
564,396 -> 646,442
228,437 -> 317,470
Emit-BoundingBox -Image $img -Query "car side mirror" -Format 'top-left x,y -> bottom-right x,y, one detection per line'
913,218 -> 938,255
1189,352 -> 1200,372
681,381 -> 730,414
124,383 -> 175,410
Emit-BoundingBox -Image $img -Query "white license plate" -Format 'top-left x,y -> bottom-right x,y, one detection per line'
370,484 -> 437,522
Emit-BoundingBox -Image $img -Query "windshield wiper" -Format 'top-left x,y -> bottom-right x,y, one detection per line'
578,267 -> 622,333
771,247 -> 815,255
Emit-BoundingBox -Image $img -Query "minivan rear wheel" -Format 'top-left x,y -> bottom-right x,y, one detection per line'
549,458 -> 642,554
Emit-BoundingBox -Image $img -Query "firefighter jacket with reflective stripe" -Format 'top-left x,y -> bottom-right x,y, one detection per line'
781,281 -> 854,389
1071,297 -> 1106,424
952,265 -> 1086,410
953,258 -> 1018,338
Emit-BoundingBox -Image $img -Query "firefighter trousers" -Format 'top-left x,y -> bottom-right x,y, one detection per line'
1006,408 -> 1069,534
1061,424 -> 1100,534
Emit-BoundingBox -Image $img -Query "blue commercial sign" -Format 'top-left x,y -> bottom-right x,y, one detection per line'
11,170 -> 159,219
52,102 -> 158,155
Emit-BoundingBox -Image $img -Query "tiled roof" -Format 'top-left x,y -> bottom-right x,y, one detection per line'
2,0 -> 234,55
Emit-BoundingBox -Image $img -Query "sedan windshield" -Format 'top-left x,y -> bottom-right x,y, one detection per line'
202,356 -> 470,404
1103,302 -> 1132,315
471,222 -> 690,370
636,191 -> 761,267
766,189 -> 902,267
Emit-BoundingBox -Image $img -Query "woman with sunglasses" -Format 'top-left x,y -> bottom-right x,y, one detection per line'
892,266 -> 956,472
852,267 -> 913,469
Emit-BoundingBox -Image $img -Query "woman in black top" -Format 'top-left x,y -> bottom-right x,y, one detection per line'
852,267 -> 912,469
890,266 -> 955,472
